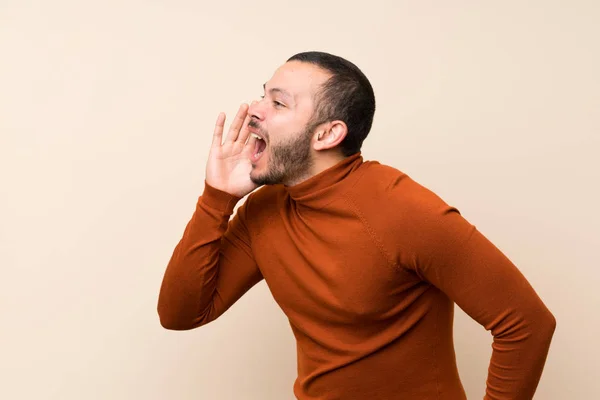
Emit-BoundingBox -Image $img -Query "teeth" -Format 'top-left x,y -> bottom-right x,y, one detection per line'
251,133 -> 263,140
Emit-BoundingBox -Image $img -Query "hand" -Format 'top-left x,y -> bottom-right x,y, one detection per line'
205,103 -> 260,198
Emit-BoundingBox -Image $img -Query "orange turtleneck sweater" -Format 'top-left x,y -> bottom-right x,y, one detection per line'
157,152 -> 556,400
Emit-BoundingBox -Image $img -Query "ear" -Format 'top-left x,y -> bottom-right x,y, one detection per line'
313,120 -> 347,151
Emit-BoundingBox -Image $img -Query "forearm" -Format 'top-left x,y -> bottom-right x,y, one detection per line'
157,183 -> 240,330
484,302 -> 556,399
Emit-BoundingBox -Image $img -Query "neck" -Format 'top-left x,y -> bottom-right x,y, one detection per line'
284,150 -> 346,187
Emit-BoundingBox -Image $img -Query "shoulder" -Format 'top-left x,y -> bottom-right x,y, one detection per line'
348,160 -> 472,268
348,160 -> 464,238
351,160 -> 451,213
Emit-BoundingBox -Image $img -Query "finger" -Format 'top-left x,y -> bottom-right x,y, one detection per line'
236,113 -> 252,145
212,112 -> 226,148
225,103 -> 249,143
242,131 -> 258,158
237,100 -> 258,145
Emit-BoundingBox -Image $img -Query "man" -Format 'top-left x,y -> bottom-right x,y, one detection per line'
157,51 -> 556,399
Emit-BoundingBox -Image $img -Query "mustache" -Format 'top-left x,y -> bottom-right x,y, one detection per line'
248,119 -> 268,139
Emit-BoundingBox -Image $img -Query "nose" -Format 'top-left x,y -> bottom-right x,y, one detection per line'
248,99 -> 265,121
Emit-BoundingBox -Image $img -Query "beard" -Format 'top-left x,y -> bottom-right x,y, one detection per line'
250,123 -> 316,186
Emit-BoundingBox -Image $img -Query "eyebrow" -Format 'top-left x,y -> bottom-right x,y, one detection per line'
263,83 -> 295,103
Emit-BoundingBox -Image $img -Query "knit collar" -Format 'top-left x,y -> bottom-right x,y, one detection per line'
284,152 -> 364,209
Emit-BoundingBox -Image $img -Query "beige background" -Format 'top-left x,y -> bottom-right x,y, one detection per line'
1,1 -> 598,399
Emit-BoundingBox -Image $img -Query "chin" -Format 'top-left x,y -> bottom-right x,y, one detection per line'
249,166 -> 267,184
250,164 -> 286,186
249,169 -> 260,183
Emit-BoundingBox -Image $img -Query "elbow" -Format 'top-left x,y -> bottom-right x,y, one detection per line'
493,304 -> 556,345
157,304 -> 197,331
532,306 -> 556,359
158,314 -> 195,331
540,306 -> 557,338
158,311 -> 191,331
157,303 -> 213,331
525,305 -> 556,347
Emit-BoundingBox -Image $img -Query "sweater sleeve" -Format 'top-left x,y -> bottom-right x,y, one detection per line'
395,182 -> 556,400
157,181 -> 263,330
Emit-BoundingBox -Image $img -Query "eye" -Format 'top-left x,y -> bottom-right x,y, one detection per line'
259,95 -> 284,108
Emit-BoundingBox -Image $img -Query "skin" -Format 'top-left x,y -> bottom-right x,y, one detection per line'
205,61 -> 350,198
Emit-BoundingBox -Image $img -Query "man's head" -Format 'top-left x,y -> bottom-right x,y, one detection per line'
247,51 -> 376,186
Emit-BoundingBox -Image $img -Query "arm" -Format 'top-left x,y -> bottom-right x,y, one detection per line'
157,182 -> 263,330
158,102 -> 263,330
396,184 -> 556,399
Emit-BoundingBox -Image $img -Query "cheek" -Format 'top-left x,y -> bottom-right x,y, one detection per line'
267,113 -> 305,137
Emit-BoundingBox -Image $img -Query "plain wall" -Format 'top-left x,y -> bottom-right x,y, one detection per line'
1,1 -> 598,399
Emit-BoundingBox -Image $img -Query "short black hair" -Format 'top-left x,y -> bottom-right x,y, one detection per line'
287,51 -> 376,157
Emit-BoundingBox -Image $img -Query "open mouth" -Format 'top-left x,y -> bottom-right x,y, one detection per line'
251,133 -> 267,162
